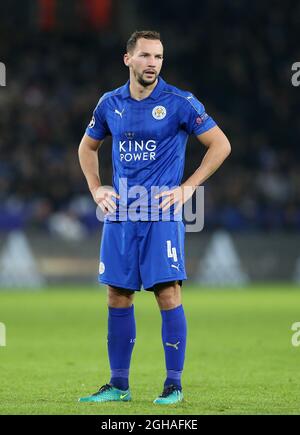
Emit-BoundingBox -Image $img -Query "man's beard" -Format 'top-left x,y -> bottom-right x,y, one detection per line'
135,70 -> 157,87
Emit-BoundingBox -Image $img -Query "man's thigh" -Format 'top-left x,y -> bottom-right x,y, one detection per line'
139,221 -> 187,291
99,221 -> 142,291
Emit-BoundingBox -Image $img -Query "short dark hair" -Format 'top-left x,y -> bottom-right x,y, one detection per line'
126,30 -> 162,53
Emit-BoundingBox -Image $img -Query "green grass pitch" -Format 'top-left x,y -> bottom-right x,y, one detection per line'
0,284 -> 300,415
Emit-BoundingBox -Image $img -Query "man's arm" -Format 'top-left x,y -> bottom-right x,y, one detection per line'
156,125 -> 231,211
78,133 -> 119,214
182,125 -> 231,189
78,133 -> 103,192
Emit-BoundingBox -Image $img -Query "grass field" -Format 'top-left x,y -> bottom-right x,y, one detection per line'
0,284 -> 300,415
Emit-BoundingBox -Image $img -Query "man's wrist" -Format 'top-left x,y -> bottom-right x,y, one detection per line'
89,184 -> 101,194
181,183 -> 197,192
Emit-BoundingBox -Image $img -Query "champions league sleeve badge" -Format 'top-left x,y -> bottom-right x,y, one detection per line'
88,115 -> 95,128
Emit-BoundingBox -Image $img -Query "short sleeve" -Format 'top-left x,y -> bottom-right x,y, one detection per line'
181,94 -> 217,136
85,96 -> 110,140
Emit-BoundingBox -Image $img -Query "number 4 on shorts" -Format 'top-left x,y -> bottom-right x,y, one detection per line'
167,240 -> 178,262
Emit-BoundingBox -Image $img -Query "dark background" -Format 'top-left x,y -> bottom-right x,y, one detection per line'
0,0 -> 299,233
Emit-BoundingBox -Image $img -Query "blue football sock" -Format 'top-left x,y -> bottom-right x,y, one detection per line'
107,305 -> 136,390
161,304 -> 187,390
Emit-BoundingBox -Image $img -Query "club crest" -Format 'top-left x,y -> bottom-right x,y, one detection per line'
152,105 -> 167,120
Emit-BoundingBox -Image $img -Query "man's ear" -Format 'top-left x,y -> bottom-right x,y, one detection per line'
124,53 -> 130,67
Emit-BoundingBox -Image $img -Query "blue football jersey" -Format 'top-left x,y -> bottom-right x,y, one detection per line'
86,77 -> 217,221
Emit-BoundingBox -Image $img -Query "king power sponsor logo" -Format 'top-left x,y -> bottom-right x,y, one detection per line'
119,140 -> 157,162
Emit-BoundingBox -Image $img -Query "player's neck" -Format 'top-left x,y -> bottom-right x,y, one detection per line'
129,78 -> 158,101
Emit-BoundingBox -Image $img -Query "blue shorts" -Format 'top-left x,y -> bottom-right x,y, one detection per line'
99,221 -> 187,291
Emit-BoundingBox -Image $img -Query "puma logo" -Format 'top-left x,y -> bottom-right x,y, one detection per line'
115,109 -> 124,118
166,341 -> 180,350
171,264 -> 180,271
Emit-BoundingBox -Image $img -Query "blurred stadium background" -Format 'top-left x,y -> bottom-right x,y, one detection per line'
1,0 -> 300,416
0,0 -> 300,288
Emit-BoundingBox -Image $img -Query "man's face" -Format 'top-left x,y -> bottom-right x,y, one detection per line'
124,38 -> 164,87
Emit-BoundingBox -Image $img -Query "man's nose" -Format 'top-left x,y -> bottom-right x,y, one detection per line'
147,56 -> 157,66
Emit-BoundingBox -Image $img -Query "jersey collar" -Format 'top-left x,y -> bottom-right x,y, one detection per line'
120,76 -> 166,101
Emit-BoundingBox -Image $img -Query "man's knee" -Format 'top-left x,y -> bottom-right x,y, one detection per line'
154,281 -> 182,310
107,286 -> 135,308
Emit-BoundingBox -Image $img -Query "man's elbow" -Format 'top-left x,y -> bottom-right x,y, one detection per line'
78,140 -> 85,161
218,136 -> 231,160
223,138 -> 231,158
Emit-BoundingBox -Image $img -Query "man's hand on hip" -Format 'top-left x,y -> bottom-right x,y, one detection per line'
91,186 -> 120,214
